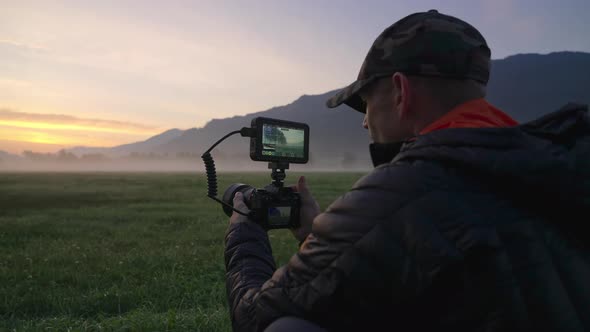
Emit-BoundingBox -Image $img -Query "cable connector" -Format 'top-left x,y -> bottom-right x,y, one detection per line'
240,127 -> 256,137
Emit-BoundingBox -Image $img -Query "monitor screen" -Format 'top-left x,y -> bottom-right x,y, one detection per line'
267,206 -> 291,227
261,123 -> 306,159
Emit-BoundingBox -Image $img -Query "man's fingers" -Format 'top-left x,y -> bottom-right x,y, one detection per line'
296,176 -> 318,206
297,176 -> 309,194
233,192 -> 249,212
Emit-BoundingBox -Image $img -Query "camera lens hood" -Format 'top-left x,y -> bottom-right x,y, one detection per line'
222,183 -> 254,217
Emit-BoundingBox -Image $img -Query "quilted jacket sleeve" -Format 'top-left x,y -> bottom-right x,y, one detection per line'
224,165 -> 426,331
225,220 -> 276,332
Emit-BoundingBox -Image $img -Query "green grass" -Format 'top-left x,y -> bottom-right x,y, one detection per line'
0,172 -> 365,331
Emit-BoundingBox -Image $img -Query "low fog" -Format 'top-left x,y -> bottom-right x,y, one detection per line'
0,158 -> 372,173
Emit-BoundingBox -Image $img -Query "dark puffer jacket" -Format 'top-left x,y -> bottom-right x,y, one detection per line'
224,103 -> 590,332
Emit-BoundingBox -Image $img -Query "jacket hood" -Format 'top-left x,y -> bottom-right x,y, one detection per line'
394,103 -> 590,232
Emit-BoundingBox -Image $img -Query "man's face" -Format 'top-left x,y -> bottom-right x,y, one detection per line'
360,77 -> 406,143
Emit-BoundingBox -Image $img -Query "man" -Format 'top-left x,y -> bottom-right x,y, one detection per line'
225,9 -> 590,332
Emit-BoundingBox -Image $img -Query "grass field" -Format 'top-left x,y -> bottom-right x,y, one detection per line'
0,172 -> 366,331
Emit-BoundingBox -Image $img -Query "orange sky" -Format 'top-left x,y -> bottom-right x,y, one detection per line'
0,110 -> 161,154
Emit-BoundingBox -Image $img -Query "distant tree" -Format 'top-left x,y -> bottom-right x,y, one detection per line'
57,149 -> 78,162
23,150 -> 54,161
340,152 -> 357,169
307,151 -> 315,166
213,149 -> 227,161
263,127 -> 287,145
129,152 -> 148,160
81,153 -> 108,162
22,150 -> 35,159
175,152 -> 199,159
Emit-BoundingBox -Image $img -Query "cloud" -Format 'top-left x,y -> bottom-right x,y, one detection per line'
0,109 -> 164,152
0,109 -> 159,135
0,39 -> 49,53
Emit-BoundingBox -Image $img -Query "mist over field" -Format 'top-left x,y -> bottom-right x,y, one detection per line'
0,159 -> 208,172
0,158 -> 367,173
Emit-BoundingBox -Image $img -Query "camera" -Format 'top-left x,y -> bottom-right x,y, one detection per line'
202,117 -> 310,230
221,179 -> 301,230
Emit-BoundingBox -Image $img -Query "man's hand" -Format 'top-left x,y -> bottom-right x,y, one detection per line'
290,176 -> 321,243
230,192 -> 251,226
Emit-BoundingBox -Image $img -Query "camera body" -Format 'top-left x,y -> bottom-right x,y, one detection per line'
222,182 -> 301,230
220,117 -> 309,230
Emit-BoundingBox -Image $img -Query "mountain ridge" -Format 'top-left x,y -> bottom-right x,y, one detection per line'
58,51 -> 590,170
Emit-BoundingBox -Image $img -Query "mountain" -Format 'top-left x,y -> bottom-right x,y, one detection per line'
154,92 -> 370,169
109,128 -> 184,156
68,129 -> 184,157
67,51 -> 590,170
486,51 -> 590,121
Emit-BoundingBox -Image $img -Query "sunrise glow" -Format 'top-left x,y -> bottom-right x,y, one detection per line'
0,120 -> 157,135
0,111 -> 162,153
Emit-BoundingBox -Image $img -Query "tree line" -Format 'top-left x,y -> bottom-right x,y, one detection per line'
17,150 -> 206,162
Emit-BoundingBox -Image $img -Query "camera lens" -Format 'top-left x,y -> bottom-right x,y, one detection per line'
222,183 -> 255,217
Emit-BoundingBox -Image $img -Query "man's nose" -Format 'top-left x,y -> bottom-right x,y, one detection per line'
362,115 -> 368,129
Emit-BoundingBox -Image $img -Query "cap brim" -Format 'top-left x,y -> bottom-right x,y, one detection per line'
325,78 -> 374,113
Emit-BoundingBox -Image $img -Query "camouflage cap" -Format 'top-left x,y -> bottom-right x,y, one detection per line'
326,9 -> 491,113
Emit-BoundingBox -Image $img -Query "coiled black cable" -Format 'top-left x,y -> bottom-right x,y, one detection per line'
201,152 -> 218,198
201,129 -> 251,217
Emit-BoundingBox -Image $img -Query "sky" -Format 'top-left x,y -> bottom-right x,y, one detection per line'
1,0 -> 589,153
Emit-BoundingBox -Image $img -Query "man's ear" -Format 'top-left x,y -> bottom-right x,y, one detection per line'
391,72 -> 411,119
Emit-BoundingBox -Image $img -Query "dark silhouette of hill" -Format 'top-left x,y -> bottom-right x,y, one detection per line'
110,128 -> 184,156
486,51 -> 590,121
66,51 -> 590,170
68,129 -> 184,157
154,92 -> 369,169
